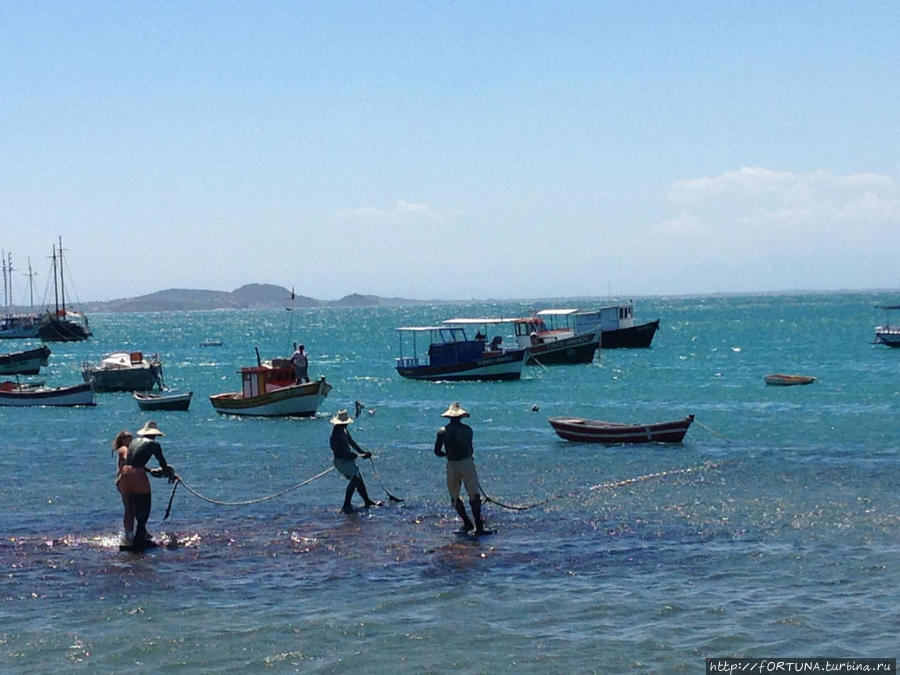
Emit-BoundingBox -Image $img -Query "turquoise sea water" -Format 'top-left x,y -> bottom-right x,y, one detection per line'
1,292 -> 897,672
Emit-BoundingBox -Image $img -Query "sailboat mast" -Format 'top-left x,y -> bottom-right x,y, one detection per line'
58,236 -> 67,314
2,251 -> 7,311
51,244 -> 60,315
26,257 -> 35,309
6,253 -> 13,312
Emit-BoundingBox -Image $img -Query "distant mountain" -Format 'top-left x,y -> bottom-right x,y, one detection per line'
77,284 -> 424,313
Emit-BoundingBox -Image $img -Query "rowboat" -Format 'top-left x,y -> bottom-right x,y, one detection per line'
134,390 -> 193,411
395,325 -> 528,381
0,380 -> 95,407
764,374 -> 816,386
548,414 -> 694,444
82,351 -> 163,392
210,356 -> 332,417
0,345 -> 51,375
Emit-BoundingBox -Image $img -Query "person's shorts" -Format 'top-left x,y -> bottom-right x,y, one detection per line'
446,457 -> 479,501
333,457 -> 360,480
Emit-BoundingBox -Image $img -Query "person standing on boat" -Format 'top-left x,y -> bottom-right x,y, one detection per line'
433,402 -> 492,535
122,421 -> 176,545
329,409 -> 379,513
291,343 -> 309,384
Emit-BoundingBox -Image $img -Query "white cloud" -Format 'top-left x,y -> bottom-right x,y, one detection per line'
334,199 -> 435,220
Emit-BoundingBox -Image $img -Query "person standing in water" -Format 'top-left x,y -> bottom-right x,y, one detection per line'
329,409 -> 379,513
112,429 -> 138,544
122,421 -> 176,545
433,402 -> 492,535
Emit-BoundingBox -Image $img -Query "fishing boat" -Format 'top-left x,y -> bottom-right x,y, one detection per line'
0,380 -> 95,407
444,312 -> 600,366
764,373 -> 816,386
82,351 -> 163,392
548,414 -> 694,444
37,238 -> 91,342
395,325 -> 528,381
134,390 -> 193,411
874,304 -> 900,347
210,356 -> 332,417
572,301 -> 659,348
0,345 -> 51,375
200,339 -> 223,347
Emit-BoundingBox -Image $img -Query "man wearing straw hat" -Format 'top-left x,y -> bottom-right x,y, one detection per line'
433,402 -> 492,535
124,421 -> 176,545
329,409 -> 379,513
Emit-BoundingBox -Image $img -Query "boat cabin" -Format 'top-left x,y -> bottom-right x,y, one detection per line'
396,326 -> 481,369
573,302 -> 636,334
240,359 -> 294,396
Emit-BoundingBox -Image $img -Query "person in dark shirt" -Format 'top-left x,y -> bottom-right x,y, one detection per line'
433,402 -> 491,535
329,410 -> 379,513
123,421 -> 176,545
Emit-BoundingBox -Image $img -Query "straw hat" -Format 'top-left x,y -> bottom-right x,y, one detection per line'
441,402 -> 469,418
137,420 -> 166,437
330,409 -> 353,425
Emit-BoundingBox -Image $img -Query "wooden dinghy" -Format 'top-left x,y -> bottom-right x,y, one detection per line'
133,390 -> 193,411
764,373 -> 816,386
548,414 -> 694,444
0,380 -> 95,407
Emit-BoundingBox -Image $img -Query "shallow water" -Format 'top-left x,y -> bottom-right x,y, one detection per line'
1,292 -> 897,671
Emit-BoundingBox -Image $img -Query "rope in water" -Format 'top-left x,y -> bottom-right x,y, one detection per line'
173,465 -> 336,507
693,420 -> 733,443
480,460 -> 726,511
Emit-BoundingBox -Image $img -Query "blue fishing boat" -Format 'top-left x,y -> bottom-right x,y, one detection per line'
395,325 -> 527,381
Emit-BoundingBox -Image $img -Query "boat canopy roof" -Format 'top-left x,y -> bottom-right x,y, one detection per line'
396,326 -> 446,332
443,317 -> 512,325
536,309 -> 579,316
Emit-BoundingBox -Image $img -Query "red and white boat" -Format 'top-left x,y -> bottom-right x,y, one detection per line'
548,414 -> 694,444
210,357 -> 332,417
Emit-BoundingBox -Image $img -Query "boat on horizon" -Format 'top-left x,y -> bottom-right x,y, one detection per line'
82,351 -> 164,392
874,304 -> 900,347
395,325 -> 528,381
0,345 -> 51,376
210,354 -> 332,417
37,238 -> 91,342
443,312 -> 600,366
0,380 -> 95,407
572,301 -> 659,348
548,414 -> 694,444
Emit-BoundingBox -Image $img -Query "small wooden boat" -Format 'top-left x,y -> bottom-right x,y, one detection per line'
764,373 -> 816,386
0,345 -> 51,375
0,380 -> 95,407
210,356 -> 332,417
548,414 -> 694,444
134,390 -> 193,411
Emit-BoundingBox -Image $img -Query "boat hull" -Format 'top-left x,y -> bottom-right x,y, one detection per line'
526,332 -> 600,365
134,391 -> 193,411
0,381 -> 95,407
0,345 -> 51,375
84,365 -> 162,392
38,315 -> 91,342
874,329 -> 900,347
601,319 -> 659,348
764,374 -> 816,386
548,414 -> 694,444
396,349 -> 527,381
210,377 -> 332,417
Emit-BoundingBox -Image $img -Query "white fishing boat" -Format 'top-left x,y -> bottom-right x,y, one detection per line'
874,304 -> 900,347
210,357 -> 332,417
82,351 -> 163,392
572,301 -> 659,348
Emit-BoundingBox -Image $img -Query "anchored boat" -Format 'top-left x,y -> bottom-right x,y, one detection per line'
572,301 -> 659,348
82,351 -> 163,392
0,380 -> 95,407
0,345 -> 51,375
764,373 -> 816,386
395,325 -> 527,381
548,414 -> 694,444
874,304 -> 900,347
210,356 -> 332,417
134,390 -> 193,411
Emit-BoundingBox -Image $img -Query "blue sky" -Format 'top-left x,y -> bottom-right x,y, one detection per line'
2,1 -> 898,303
